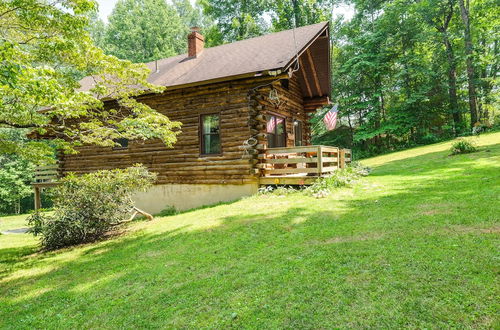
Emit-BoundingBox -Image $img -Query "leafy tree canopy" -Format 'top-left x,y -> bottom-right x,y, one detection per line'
103,0 -> 187,63
199,0 -> 270,43
270,0 -> 334,31
0,0 -> 181,163
0,129 -> 35,214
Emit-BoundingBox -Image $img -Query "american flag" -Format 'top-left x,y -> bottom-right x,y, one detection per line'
266,117 -> 284,133
266,120 -> 273,133
323,104 -> 338,131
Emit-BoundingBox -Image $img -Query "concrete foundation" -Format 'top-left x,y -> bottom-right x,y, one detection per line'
133,183 -> 259,214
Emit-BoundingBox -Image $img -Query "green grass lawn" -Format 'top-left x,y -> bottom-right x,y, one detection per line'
1,133 -> 499,328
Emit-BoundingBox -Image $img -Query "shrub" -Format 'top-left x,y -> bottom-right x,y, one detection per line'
419,133 -> 441,145
156,206 -> 177,217
305,162 -> 370,198
450,138 -> 478,155
28,165 -> 156,250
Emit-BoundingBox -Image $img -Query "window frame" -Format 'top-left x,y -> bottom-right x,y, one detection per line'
294,120 -> 303,146
266,113 -> 287,148
112,138 -> 129,150
199,112 -> 222,156
280,79 -> 289,90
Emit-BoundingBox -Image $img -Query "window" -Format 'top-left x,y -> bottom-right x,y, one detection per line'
280,79 -> 289,90
266,115 -> 286,148
113,138 -> 129,150
200,114 -> 221,155
294,120 -> 303,146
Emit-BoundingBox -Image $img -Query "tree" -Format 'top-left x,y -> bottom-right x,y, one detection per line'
417,0 -> 464,134
270,0 -> 334,30
471,0 -> 499,123
0,0 -> 181,163
171,0 -> 222,47
87,11 -> 106,47
199,0 -> 269,43
458,0 -> 479,127
321,0 -> 463,156
104,0 -> 187,63
0,156 -> 34,214
0,130 -> 35,214
172,0 -> 206,28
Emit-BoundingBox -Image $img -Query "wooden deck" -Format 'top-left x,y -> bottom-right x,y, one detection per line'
258,145 -> 351,185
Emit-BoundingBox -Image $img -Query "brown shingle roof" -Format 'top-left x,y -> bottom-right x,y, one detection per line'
79,22 -> 329,91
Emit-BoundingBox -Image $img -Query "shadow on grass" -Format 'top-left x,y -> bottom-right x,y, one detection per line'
0,144 -> 498,328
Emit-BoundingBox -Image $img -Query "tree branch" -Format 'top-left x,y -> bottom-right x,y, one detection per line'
0,120 -> 40,129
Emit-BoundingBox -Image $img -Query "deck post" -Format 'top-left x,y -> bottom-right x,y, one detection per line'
339,149 -> 345,169
34,186 -> 41,210
317,146 -> 323,176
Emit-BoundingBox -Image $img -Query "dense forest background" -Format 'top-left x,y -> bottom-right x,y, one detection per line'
1,0 -> 498,214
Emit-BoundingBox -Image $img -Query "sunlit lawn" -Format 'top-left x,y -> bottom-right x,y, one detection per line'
0,132 -> 499,328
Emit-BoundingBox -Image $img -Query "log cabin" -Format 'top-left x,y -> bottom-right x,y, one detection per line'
34,22 -> 351,212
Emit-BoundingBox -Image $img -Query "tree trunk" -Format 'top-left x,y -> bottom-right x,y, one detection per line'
443,36 -> 461,133
458,0 -> 478,128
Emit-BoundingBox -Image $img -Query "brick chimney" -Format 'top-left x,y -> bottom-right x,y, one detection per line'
188,27 -> 204,58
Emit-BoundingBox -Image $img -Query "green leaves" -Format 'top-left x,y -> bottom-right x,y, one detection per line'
270,0 -> 333,31
101,0 -> 187,63
27,164 -> 156,250
200,0 -> 269,43
0,129 -> 40,214
0,0 -> 182,161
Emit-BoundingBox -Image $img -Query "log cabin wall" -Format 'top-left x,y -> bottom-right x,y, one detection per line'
59,77 -> 289,185
59,73 -> 311,186
253,74 -> 311,149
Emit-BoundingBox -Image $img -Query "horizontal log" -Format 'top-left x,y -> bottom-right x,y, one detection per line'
157,178 -> 258,185
35,170 -> 59,175
35,165 -> 59,170
62,161 -> 253,172
34,174 -> 59,179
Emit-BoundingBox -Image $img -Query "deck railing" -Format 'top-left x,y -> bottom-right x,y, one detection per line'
259,145 -> 351,178
32,163 -> 61,210
34,164 -> 60,183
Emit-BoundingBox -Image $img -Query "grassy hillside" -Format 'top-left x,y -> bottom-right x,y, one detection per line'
1,133 -> 499,328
